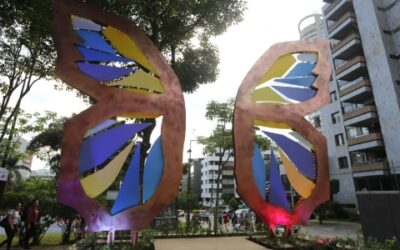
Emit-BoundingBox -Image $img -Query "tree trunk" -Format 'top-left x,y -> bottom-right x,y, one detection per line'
213,151 -> 223,234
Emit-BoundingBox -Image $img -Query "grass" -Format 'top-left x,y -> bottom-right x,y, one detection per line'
0,232 -> 65,246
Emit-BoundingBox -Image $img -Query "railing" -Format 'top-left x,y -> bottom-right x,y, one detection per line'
339,76 -> 364,91
332,32 -> 360,53
324,0 -> 342,16
336,56 -> 366,75
328,11 -> 356,33
340,79 -> 371,97
352,161 -> 388,172
347,132 -> 383,146
343,105 -> 376,120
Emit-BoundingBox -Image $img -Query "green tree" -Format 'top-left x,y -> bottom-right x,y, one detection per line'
198,99 -> 270,233
228,197 -> 239,211
86,0 -> 246,92
1,177 -> 57,245
0,0 -> 54,156
176,191 -> 199,211
0,109 -> 56,174
28,117 -> 79,243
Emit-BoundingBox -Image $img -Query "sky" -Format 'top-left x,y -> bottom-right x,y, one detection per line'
20,0 -> 325,169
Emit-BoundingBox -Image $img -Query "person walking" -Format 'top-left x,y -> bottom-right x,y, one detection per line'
0,202 -> 22,250
23,199 -> 40,249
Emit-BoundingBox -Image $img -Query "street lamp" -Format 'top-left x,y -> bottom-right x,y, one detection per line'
186,139 -> 197,231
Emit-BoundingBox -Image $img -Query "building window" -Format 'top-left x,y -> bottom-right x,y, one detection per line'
330,91 -> 337,103
335,134 -> 345,146
338,157 -> 349,169
331,112 -> 341,124
313,115 -> 321,128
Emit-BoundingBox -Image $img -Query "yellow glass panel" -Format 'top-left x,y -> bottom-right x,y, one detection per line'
257,54 -> 296,85
254,120 -> 291,129
120,113 -> 160,119
278,148 -> 315,198
103,27 -> 156,74
252,87 -> 289,104
109,70 -> 164,93
80,141 -> 135,198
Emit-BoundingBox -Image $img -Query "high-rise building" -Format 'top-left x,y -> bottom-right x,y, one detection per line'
200,152 -> 235,207
320,0 -> 400,197
298,11 -> 358,207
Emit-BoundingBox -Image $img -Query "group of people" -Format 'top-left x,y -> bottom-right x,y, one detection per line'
0,200 -> 40,250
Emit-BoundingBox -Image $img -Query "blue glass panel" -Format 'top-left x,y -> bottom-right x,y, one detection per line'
252,143 -> 266,199
273,86 -> 317,102
263,131 -> 315,179
285,63 -> 315,78
77,63 -> 133,82
76,46 -> 132,62
110,143 -> 141,215
143,136 -> 164,202
75,30 -> 115,54
269,149 -> 290,211
275,76 -> 316,87
85,119 -> 117,138
79,123 -> 150,173
72,16 -> 102,31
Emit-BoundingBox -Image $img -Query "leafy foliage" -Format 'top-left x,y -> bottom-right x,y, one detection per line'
85,0 -> 246,92
198,99 -> 270,233
0,109 -> 56,170
176,191 -> 199,211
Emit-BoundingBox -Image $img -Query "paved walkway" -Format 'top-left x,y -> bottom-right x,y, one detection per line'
154,236 -> 269,250
299,219 -> 362,239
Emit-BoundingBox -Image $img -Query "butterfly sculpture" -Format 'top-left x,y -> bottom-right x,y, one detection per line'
233,41 -> 331,234
53,0 -> 185,232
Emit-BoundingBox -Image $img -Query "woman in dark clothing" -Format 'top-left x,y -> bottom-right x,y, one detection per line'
0,202 -> 22,250
23,199 -> 40,249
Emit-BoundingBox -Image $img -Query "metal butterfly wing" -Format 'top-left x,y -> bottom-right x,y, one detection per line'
53,0 -> 185,232
233,40 -> 331,232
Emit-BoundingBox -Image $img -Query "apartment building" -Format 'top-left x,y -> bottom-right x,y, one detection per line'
321,0 -> 400,192
298,12 -> 357,206
200,152 -> 236,207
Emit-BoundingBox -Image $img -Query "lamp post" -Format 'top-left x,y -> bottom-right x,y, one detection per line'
186,139 -> 197,231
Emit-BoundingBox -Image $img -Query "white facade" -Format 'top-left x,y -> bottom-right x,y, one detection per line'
200,152 -> 236,208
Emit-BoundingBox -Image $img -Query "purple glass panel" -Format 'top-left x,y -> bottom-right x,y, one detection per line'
252,143 -> 266,198
275,76 -> 316,87
143,137 -> 164,202
77,63 -> 133,82
272,86 -> 316,102
110,143 -> 141,215
79,123 -> 150,173
263,131 -> 315,179
269,149 -> 290,211
75,30 -> 115,54
72,16 -> 102,31
285,63 -> 315,78
76,46 -> 132,62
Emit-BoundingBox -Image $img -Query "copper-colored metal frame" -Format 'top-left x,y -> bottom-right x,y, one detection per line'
233,41 -> 331,228
53,0 -> 185,232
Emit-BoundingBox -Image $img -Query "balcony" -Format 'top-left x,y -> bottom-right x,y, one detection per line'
328,12 -> 358,39
324,0 -> 353,21
348,133 -> 384,151
352,161 -> 389,173
340,79 -> 372,102
344,105 -> 378,126
335,56 -> 368,81
332,33 -> 363,60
